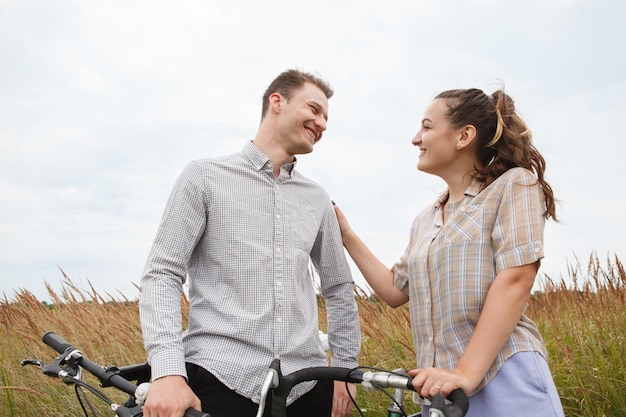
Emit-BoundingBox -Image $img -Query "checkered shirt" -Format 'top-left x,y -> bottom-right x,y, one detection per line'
139,141 -> 360,405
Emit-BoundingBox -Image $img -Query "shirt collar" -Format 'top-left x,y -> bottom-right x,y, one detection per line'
435,178 -> 482,209
243,140 -> 297,176
243,140 -> 270,171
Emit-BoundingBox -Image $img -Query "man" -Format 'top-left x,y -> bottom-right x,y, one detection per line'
139,69 -> 360,417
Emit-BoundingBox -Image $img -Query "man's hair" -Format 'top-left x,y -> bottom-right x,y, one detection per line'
261,69 -> 333,120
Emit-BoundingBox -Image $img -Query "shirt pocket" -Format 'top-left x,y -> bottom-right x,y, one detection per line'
286,202 -> 320,253
442,204 -> 482,244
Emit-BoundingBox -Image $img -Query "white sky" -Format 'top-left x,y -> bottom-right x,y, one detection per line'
1,0 -> 624,302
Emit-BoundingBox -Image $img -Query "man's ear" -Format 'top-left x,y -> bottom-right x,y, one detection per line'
269,92 -> 282,114
456,125 -> 477,150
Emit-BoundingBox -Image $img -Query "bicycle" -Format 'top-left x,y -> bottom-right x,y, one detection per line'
21,331 -> 207,417
22,331 -> 469,417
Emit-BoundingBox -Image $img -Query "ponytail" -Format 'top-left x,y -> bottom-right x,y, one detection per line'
489,90 -> 557,220
436,88 -> 558,220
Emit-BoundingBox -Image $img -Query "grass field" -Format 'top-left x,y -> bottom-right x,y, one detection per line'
1,253 -> 624,416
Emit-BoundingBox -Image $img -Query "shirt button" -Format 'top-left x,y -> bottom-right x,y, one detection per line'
276,281 -> 282,286
276,317 -> 282,323
460,206 -> 466,212
275,214 -> 281,219
276,247 -> 281,252
534,247 -> 541,253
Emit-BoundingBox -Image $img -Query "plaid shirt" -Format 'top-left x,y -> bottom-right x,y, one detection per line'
139,141 -> 360,404
393,167 -> 547,393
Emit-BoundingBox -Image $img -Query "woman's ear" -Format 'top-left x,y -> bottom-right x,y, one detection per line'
456,125 -> 477,150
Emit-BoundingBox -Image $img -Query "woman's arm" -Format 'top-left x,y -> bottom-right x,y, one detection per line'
409,261 -> 539,397
333,205 -> 408,307
456,261 -> 538,387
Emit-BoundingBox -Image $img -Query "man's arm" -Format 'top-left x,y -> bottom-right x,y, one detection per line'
313,203 -> 361,417
314,203 -> 361,368
139,161 -> 208,416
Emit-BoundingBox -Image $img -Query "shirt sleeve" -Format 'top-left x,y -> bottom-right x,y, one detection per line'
393,222 -> 417,296
313,202 -> 361,369
139,161 -> 208,380
393,208 -> 427,296
492,168 -> 545,273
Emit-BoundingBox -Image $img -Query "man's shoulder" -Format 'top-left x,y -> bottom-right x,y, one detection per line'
187,150 -> 246,170
291,170 -> 329,195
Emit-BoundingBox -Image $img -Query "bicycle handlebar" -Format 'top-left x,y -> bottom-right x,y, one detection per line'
37,332 -> 468,417
269,361 -> 468,417
429,390 -> 469,417
41,331 -> 208,417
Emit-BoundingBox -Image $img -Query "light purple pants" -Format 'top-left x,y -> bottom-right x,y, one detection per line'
420,351 -> 565,417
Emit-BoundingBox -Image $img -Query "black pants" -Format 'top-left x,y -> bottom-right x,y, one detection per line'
186,363 -> 333,417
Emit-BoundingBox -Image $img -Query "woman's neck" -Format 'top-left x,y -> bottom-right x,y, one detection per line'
444,171 -> 475,203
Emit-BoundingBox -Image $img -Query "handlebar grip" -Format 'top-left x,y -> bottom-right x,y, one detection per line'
446,388 -> 469,417
42,331 -> 74,354
184,408 -> 210,417
430,388 -> 469,417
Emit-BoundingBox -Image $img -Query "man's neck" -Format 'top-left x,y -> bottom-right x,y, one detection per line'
252,135 -> 294,179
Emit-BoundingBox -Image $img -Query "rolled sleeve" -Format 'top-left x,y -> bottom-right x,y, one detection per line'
493,168 -> 546,273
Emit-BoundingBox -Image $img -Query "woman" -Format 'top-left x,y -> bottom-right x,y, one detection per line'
334,88 -> 564,416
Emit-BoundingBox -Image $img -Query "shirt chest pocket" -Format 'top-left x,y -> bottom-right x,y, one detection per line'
442,204 -> 482,244
285,202 -> 320,252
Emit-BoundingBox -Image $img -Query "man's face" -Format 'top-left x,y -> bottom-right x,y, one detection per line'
275,82 -> 329,155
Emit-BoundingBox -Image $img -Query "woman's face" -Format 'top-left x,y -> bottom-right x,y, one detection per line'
411,98 -> 463,177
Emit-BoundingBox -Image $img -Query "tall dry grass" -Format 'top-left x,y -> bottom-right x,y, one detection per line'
1,254 -> 624,416
528,253 -> 626,416
0,275 -> 192,416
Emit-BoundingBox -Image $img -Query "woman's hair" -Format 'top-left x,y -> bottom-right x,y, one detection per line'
261,69 -> 333,120
435,88 -> 558,220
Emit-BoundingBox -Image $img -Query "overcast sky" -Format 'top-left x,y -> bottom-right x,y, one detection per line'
1,0 -> 624,302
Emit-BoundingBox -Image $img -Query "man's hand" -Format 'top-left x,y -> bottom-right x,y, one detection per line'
142,375 -> 202,417
331,381 -> 357,417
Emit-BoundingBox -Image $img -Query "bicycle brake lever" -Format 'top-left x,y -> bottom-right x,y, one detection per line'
21,359 -> 45,369
21,358 -> 68,380
113,404 -> 143,417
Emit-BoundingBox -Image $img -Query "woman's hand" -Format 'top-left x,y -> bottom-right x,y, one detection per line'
408,367 -> 473,399
332,202 -> 409,307
332,203 -> 353,240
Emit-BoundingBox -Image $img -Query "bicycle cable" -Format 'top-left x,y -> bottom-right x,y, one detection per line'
346,366 -> 412,417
